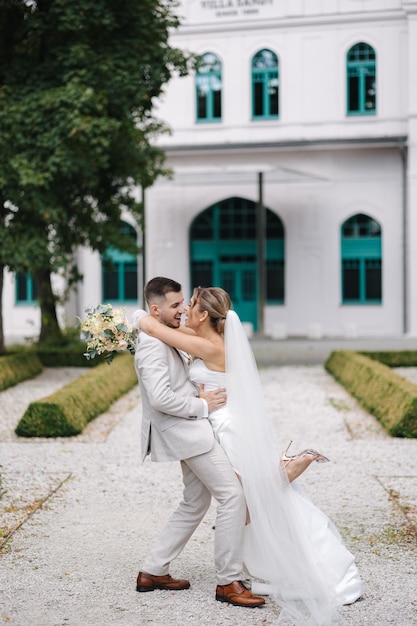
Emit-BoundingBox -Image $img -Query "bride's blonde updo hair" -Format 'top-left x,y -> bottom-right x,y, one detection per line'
191,287 -> 231,334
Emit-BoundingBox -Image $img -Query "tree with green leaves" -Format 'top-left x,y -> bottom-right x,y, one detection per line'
0,0 -> 193,350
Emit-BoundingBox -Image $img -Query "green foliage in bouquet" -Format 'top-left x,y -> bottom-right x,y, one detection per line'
79,304 -> 136,365
15,353 -> 137,438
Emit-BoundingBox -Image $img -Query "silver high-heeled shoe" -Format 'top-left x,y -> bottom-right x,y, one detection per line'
282,440 -> 330,464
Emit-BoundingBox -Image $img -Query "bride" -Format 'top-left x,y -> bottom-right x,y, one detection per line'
134,286 -> 362,625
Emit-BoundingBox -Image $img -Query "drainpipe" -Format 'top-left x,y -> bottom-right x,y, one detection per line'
141,184 -> 147,309
256,171 -> 266,335
399,145 -> 408,335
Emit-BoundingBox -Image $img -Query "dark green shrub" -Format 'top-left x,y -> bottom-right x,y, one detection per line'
35,345 -> 103,367
15,353 -> 137,437
325,350 -> 417,438
360,350 -> 417,367
34,328 -> 103,367
0,353 -> 43,392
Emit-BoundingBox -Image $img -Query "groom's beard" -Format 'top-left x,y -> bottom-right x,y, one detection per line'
160,317 -> 181,329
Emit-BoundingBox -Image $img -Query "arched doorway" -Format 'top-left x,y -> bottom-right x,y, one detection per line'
190,197 -> 284,330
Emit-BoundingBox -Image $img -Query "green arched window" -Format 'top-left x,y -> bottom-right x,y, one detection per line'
347,42 -> 376,115
196,52 -> 222,123
190,198 -> 284,330
252,49 -> 279,120
341,213 -> 381,304
102,222 -> 138,302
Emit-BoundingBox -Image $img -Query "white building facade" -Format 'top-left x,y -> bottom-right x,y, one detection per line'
3,0 -> 417,340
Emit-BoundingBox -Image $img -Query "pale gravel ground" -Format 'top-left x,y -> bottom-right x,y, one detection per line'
1,364 -> 417,625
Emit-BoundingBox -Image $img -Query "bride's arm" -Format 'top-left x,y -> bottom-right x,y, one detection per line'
139,314 -> 215,359
177,326 -> 196,336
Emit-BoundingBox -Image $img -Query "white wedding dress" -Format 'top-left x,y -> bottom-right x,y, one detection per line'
189,311 -> 362,626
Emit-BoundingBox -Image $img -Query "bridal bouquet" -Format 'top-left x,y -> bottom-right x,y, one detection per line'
79,304 -> 137,365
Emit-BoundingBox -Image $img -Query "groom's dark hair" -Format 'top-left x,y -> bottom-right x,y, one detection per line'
144,277 -> 182,305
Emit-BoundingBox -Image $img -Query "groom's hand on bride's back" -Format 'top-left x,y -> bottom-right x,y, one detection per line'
199,384 -> 227,413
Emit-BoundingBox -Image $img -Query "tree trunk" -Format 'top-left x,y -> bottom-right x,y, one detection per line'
0,265 -> 5,354
33,268 -> 63,344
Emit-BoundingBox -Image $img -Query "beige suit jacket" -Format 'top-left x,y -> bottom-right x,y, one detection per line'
134,331 -> 214,463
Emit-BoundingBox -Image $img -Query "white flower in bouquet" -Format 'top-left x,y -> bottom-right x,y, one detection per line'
78,304 -> 137,365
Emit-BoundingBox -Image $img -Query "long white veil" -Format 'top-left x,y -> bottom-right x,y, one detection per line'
224,310 -> 343,625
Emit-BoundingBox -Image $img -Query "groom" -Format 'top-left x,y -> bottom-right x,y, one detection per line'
133,276 -> 265,608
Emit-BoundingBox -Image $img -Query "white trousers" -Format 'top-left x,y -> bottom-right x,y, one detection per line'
142,439 -> 246,585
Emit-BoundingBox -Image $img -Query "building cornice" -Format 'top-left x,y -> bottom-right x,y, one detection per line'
402,1 -> 417,15
174,9 -> 406,37
164,136 -> 408,156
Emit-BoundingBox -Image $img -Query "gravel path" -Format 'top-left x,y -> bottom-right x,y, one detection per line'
1,365 -> 417,625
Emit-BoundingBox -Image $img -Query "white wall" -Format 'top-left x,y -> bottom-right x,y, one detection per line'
155,1 -> 408,148
145,145 -> 404,337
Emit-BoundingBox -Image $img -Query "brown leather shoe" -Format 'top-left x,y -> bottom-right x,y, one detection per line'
136,571 -> 190,592
215,580 -> 265,607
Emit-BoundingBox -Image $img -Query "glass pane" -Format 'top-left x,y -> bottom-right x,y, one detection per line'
191,208 -> 213,239
199,52 -> 221,73
16,274 -> 28,301
242,271 -> 256,301
221,271 -> 236,301
369,219 -> 381,236
365,261 -> 382,300
356,221 -> 366,236
269,78 -> 279,116
103,267 -> 119,300
343,214 -> 381,237
343,261 -> 360,300
253,49 -> 278,69
124,263 -> 138,300
211,75 -> 222,92
254,81 -> 264,116
348,43 -> 375,62
219,199 -> 256,239
348,76 -> 359,112
197,88 -> 207,119
266,261 -> 284,300
365,74 -> 376,111
213,88 -> 221,118
197,75 -> 210,95
192,262 -> 213,288
267,211 -> 284,238
220,255 -> 255,263
122,222 -> 137,239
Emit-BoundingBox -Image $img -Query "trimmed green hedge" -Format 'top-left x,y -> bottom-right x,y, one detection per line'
360,350 -> 417,368
35,345 -> 103,367
0,353 -> 43,392
15,353 -> 137,438
325,350 -> 417,438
